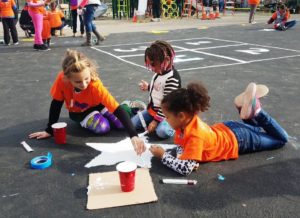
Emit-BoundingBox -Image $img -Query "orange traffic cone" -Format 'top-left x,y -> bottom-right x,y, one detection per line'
209,7 -> 215,20
133,15 -> 137,22
215,12 -> 220,18
133,10 -> 137,22
201,7 -> 207,20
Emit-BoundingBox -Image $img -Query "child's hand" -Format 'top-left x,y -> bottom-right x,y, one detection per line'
29,131 -> 51,139
130,136 -> 146,155
149,145 -> 165,159
139,80 -> 149,91
147,120 -> 158,133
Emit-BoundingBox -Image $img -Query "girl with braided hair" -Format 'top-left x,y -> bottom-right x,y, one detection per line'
131,40 -> 181,139
150,82 -> 288,175
29,49 -> 146,155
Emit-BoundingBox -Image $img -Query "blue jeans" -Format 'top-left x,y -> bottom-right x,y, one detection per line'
224,109 -> 288,154
131,109 -> 174,139
84,4 -> 97,33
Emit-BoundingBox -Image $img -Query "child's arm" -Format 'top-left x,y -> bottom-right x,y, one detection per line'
150,145 -> 198,176
113,106 -> 146,155
162,153 -> 198,176
267,12 -> 277,24
28,99 -> 63,139
139,80 -> 149,91
45,99 -> 64,135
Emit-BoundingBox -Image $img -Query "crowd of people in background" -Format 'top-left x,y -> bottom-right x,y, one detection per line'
0,0 -> 297,49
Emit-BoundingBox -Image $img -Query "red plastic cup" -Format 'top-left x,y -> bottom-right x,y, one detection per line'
51,122 -> 67,144
116,161 -> 137,192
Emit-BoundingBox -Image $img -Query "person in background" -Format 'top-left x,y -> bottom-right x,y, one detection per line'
49,2 -> 65,36
70,0 -> 84,37
19,3 -> 35,37
41,6 -> 51,47
151,0 -> 161,22
27,0 -> 49,50
79,0 -> 105,46
0,0 -> 19,45
248,0 -> 260,24
267,3 -> 296,31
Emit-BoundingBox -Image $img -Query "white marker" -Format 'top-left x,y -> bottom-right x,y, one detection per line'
137,111 -> 147,132
21,141 -> 34,152
162,179 -> 197,185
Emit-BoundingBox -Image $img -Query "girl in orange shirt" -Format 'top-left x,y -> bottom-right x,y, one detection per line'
248,0 -> 260,23
0,0 -> 19,45
150,82 -> 288,175
267,3 -> 296,31
41,7 -> 51,47
29,49 -> 146,155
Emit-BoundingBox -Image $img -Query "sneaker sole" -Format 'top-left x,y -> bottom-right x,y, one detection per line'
234,84 -> 269,108
240,83 -> 256,119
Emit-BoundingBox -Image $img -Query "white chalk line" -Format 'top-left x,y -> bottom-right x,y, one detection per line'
92,37 -> 300,71
172,45 -> 247,63
91,47 -> 146,69
204,37 -> 300,53
178,54 -> 300,71
118,44 -> 248,58
94,37 -> 209,48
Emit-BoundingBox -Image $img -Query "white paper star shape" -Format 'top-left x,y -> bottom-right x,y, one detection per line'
85,137 -> 176,168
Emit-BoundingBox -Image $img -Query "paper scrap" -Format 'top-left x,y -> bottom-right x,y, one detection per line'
217,174 -> 225,181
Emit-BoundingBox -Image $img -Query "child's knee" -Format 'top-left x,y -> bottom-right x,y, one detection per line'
156,121 -> 175,139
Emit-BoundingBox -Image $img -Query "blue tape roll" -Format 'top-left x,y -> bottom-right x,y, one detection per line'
30,152 -> 52,170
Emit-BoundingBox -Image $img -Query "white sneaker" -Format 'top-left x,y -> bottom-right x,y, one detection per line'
13,42 -> 19,45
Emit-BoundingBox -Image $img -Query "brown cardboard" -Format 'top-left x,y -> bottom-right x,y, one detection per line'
87,168 -> 158,210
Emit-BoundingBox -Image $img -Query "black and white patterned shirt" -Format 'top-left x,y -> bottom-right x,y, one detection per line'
161,146 -> 199,176
148,68 -> 181,121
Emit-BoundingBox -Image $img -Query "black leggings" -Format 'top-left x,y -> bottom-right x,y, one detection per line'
71,9 -> 84,34
1,18 -> 18,44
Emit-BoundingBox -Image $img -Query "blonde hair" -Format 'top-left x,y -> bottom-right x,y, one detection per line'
62,49 -> 99,80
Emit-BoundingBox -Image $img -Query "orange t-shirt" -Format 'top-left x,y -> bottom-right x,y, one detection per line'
27,0 -> 44,14
175,115 -> 239,162
248,0 -> 260,5
271,10 -> 290,21
0,0 -> 16,18
42,8 -> 51,40
49,9 -> 64,28
50,72 -> 119,113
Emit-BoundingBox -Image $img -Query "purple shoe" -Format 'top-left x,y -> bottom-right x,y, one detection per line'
81,111 -> 110,134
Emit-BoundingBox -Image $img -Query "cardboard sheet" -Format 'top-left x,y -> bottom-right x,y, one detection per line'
87,168 -> 158,210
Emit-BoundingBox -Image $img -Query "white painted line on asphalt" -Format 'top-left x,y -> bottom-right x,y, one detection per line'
193,43 -> 248,50
247,54 -> 300,63
91,47 -> 146,69
178,62 -> 244,71
118,50 -> 186,58
204,37 -> 300,53
173,45 -> 247,63
178,54 -> 300,71
94,37 -> 224,48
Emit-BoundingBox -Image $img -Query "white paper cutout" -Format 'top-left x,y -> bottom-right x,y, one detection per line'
85,138 -> 176,168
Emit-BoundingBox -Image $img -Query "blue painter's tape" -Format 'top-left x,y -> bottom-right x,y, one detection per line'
30,152 -> 52,170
